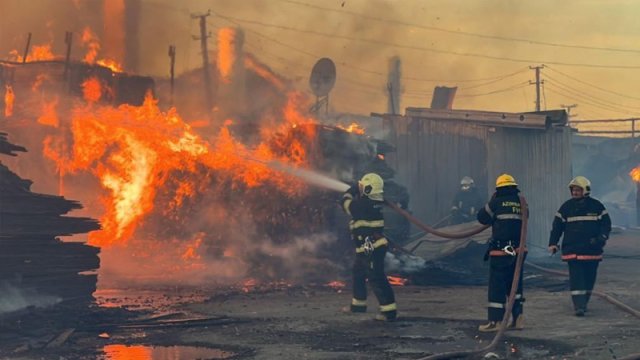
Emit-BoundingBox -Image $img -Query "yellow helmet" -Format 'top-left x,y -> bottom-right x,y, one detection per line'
359,173 -> 384,200
568,176 -> 591,196
496,173 -> 517,188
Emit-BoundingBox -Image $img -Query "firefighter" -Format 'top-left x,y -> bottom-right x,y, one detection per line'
451,176 -> 484,225
341,173 -> 397,321
476,174 -> 526,332
548,176 -> 611,316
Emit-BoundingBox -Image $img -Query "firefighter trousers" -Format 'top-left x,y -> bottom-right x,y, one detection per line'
351,245 -> 397,319
568,260 -> 599,311
487,255 -> 524,322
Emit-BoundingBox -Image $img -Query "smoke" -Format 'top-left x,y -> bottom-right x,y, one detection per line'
385,252 -> 427,274
0,282 -> 61,315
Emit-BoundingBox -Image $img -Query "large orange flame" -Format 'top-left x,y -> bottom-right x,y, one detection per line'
337,122 -> 365,135
217,28 -> 238,83
4,85 -> 14,117
41,89 -> 314,247
9,44 -> 57,62
631,166 -> 640,183
81,27 -> 124,73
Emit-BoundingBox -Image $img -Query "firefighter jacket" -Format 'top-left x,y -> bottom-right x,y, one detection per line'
477,186 -> 524,251
549,197 -> 611,260
341,191 -> 388,253
452,188 -> 484,216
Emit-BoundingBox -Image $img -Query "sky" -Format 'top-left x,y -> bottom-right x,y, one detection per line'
2,0 -> 640,126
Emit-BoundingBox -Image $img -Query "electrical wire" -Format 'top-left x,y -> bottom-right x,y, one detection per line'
212,12 -> 640,70
278,0 -> 640,55
457,81 -> 530,98
546,65 -> 640,101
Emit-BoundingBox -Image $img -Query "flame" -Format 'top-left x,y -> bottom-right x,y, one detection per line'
37,98 -> 59,127
4,85 -> 14,117
387,276 -> 408,286
82,77 -> 102,103
337,122 -> 365,135
326,280 -> 346,290
97,59 -> 124,73
242,278 -> 258,293
631,166 -> 640,183
217,28 -> 238,83
39,90 -> 314,247
103,345 -> 152,360
9,44 -> 57,62
81,27 -> 124,72
102,0 -> 126,66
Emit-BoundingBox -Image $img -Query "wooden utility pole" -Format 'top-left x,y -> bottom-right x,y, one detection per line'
22,32 -> 32,63
387,56 -> 401,115
191,10 -> 214,115
168,45 -> 176,106
529,65 -> 544,112
64,31 -> 73,77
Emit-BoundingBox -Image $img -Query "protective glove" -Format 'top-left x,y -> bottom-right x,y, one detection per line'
548,245 -> 558,255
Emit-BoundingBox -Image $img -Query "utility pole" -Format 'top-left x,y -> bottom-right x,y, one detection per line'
22,32 -> 32,63
560,103 -> 578,122
168,45 -> 176,106
191,10 -> 214,115
387,56 -> 401,115
529,65 -> 544,112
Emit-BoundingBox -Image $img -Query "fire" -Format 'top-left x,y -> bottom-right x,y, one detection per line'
40,89 -> 314,247
9,44 -> 57,62
326,280 -> 346,291
102,0 -> 126,66
387,276 -> 409,286
81,27 -> 124,73
631,166 -> 640,182
337,122 -> 365,135
242,278 -> 258,293
102,345 -> 152,360
217,28 -> 239,83
4,85 -> 14,117
96,59 -> 124,73
37,98 -> 59,127
82,77 -> 102,103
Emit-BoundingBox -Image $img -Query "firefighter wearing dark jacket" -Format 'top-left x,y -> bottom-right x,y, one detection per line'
476,174 -> 526,332
548,176 -> 611,317
341,173 -> 397,321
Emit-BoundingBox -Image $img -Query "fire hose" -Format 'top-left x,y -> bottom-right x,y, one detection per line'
385,196 -> 529,360
384,198 -> 640,360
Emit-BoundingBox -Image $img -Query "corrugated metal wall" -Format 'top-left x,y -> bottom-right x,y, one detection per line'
487,127 -> 573,247
384,115 -> 572,248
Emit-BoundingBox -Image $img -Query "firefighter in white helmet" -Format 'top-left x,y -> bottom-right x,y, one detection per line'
340,173 -> 397,321
549,176 -> 611,316
451,176 -> 484,225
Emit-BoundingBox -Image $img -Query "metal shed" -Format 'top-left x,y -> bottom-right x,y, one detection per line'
379,108 -> 571,248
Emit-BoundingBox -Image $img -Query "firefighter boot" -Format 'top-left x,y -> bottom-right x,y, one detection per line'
478,321 -> 499,332
507,315 -> 524,330
374,312 -> 397,322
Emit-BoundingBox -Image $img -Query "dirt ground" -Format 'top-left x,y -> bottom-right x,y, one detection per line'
2,229 -> 639,360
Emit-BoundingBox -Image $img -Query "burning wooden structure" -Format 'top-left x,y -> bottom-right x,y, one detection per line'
379,108 -> 571,247
0,133 -> 100,312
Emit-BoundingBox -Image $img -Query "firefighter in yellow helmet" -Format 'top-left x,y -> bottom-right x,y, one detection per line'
340,173 -> 397,321
476,173 -> 526,332
549,176 -> 611,316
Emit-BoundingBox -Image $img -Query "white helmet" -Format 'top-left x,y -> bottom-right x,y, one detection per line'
359,173 -> 384,201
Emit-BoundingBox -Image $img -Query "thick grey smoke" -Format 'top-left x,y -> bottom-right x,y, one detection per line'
0,282 -> 61,315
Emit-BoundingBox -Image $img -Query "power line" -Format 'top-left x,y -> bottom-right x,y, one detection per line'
278,0 -> 640,55
212,12 -> 640,70
457,81 -> 530,98
211,13 -> 534,85
544,78 -> 640,112
545,65 -> 640,101
457,68 -> 528,90
545,85 -> 637,115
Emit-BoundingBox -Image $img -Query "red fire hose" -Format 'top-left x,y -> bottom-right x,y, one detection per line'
384,198 -> 640,359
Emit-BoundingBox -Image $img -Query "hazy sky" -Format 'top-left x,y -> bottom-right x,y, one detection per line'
2,0 -> 640,122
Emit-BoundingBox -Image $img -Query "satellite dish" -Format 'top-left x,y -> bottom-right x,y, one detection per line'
309,58 -> 336,97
